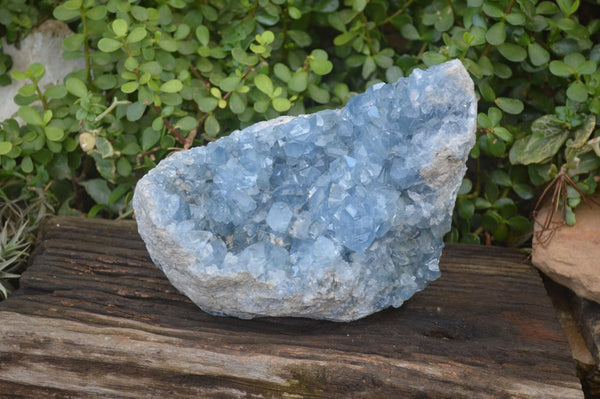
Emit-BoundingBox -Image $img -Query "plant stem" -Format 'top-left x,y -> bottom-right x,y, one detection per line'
377,0 -> 416,27
81,5 -> 92,87
152,104 -> 187,145
94,98 -> 131,123
35,82 -> 49,110
360,12 -> 376,56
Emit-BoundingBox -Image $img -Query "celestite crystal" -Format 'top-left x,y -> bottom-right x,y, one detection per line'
133,60 -> 477,321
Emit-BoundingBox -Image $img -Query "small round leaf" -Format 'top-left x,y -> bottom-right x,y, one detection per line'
160,79 -> 183,93
98,38 -> 123,53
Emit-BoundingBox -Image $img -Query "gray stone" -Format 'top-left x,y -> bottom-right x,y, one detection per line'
133,60 -> 477,321
0,20 -> 85,122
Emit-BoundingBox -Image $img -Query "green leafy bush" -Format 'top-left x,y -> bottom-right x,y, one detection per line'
0,0 -> 599,250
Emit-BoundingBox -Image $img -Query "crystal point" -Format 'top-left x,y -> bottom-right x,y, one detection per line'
133,60 -> 477,321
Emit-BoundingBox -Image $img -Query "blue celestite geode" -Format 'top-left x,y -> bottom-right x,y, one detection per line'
133,60 -> 477,321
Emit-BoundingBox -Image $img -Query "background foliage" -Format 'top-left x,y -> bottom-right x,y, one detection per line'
1,0 -> 599,295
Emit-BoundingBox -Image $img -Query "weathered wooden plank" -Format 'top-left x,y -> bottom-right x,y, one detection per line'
572,294 -> 600,397
0,216 -> 583,398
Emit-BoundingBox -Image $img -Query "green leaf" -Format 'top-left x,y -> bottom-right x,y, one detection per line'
18,106 -> 43,126
121,81 -> 139,94
288,30 -> 311,47
310,58 -> 333,75
229,92 -> 246,114
117,157 -> 132,177
98,38 -> 123,53
288,71 -> 308,92
126,102 -> 146,121
458,178 -> 473,195
140,61 -> 162,75
27,63 -> 45,80
63,33 -> 85,52
62,0 -> 81,10
495,97 -> 524,115
486,133 -> 506,157
204,115 -> 220,136
482,210 -> 503,232
158,37 -> 178,52
564,52 -> 585,69
160,79 -> 183,93
53,4 -> 80,21
478,81 -> 496,102
260,31 -> 275,44
493,127 -> 513,142
478,113 -> 492,129
140,128 -> 160,151
45,126 -> 64,141
353,0 -> 367,12
576,60 -> 597,75
43,109 -> 53,125
512,183 -> 534,200
509,115 -> 570,164
568,115 -> 596,149
401,24 -> 420,40
490,170 -> 512,187
197,97 -> 218,112
457,198 -> 475,219
254,74 -> 274,96
505,11 -> 526,25
95,137 -> 114,158
10,70 -> 27,81
362,56 -> 376,79
288,6 -> 301,19
231,47 -> 259,66
274,63 -> 292,82
497,43 -> 527,62
422,51 -> 447,66
45,85 -> 67,99
272,97 -> 291,112
314,0 -> 339,12
195,25 -> 210,46
386,66 -> 403,83
20,155 -> 34,173
112,19 -> 128,37
86,5 -> 107,20
527,42 -> 550,66
18,84 -> 37,97
566,80 -> 587,102
549,60 -> 574,77
108,184 -> 130,205
486,21 -> 506,45
565,205 -> 576,225
482,2 -> 504,18
477,56 -> 494,76
333,31 -> 357,46
308,84 -> 330,104
219,76 -> 241,92
373,53 -> 393,69
0,141 -> 12,155
127,27 -> 147,43
79,179 -> 111,205
176,116 -> 197,131
254,100 -> 269,113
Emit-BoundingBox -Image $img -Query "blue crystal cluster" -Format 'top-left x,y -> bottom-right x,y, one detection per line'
134,60 -> 477,321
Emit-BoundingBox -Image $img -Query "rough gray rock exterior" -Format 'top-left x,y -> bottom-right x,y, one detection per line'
133,60 -> 477,321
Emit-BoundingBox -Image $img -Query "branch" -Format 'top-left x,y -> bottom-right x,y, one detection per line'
152,105 -> 187,145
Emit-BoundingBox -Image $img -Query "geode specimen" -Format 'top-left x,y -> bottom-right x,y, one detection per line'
133,60 -> 477,321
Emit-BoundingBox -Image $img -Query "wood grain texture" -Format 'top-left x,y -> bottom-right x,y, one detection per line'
0,216 -> 583,398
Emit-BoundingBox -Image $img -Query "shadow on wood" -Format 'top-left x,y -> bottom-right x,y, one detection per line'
0,216 -> 583,398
